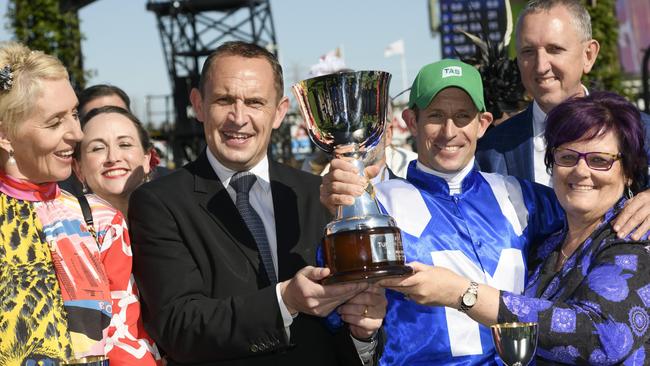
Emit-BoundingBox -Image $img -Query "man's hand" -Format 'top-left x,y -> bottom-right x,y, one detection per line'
320,158 -> 381,214
280,266 -> 368,317
612,190 -> 650,240
337,284 -> 387,340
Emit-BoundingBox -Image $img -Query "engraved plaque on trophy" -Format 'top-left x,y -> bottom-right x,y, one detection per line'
292,71 -> 412,284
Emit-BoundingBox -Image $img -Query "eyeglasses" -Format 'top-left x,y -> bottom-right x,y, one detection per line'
552,147 -> 622,171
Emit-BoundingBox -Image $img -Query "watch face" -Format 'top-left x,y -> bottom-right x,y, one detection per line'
463,292 -> 477,307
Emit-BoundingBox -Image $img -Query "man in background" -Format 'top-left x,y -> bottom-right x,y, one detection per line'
476,0 -> 650,238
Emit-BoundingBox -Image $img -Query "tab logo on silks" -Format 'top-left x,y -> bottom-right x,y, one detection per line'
442,66 -> 462,78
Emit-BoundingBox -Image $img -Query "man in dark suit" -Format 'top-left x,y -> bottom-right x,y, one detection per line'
129,41 -> 385,365
476,0 -> 650,238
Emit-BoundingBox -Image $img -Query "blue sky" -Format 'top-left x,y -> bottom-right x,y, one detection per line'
0,0 -> 441,124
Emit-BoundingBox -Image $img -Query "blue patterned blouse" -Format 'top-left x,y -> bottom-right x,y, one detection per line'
498,197 -> 650,365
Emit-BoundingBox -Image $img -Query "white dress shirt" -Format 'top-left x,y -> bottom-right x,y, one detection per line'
532,100 -> 552,187
206,149 -> 295,331
532,86 -> 590,187
207,150 -> 278,272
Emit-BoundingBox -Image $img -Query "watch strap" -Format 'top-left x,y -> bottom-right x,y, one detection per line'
459,281 -> 479,313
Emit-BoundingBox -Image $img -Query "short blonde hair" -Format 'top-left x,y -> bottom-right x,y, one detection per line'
0,42 -> 69,137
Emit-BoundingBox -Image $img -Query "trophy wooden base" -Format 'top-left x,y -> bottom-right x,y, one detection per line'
321,226 -> 412,285
321,264 -> 413,285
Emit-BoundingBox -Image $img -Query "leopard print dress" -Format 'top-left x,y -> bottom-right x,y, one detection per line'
0,192 -> 74,365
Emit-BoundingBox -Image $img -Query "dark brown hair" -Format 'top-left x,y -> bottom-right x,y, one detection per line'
198,41 -> 283,100
78,84 -> 131,117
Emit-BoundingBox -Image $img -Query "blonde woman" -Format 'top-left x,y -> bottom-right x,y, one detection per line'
0,42 -> 160,365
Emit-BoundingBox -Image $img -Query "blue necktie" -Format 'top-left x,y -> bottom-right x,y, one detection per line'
230,171 -> 278,285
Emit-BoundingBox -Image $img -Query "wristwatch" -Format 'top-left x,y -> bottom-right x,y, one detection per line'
459,281 -> 479,313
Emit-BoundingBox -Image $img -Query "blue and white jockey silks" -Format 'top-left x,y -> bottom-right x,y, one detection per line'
376,161 -> 564,366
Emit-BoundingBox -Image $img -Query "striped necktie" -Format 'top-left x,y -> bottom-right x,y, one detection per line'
230,171 -> 277,284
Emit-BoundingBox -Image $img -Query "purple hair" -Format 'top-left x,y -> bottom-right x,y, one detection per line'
544,91 -> 648,193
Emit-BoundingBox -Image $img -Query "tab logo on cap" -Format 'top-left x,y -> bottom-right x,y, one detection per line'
442,66 -> 462,78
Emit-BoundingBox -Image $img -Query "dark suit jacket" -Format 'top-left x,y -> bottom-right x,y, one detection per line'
476,104 -> 650,182
129,152 -> 364,366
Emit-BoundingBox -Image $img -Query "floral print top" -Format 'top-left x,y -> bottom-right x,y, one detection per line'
498,198 -> 650,365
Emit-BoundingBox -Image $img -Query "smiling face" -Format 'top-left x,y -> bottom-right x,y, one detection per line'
3,78 -> 83,183
75,112 -> 151,202
403,87 -> 492,173
552,130 -> 627,226
190,55 -> 289,171
516,5 -> 599,113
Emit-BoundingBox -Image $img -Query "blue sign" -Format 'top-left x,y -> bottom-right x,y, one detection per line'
439,0 -> 508,59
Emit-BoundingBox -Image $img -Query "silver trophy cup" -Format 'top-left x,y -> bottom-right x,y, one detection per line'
292,71 -> 412,284
491,322 -> 539,366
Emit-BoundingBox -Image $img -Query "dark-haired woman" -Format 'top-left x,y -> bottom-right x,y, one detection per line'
74,106 -> 155,218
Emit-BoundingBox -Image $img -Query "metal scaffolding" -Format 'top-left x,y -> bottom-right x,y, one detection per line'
146,0 -> 279,166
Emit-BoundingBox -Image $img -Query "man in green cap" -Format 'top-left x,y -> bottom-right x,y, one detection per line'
320,59 -> 565,364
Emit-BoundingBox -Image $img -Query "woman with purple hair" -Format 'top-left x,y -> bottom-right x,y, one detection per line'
379,92 -> 650,364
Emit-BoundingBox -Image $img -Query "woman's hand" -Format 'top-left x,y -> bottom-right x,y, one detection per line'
379,262 -> 501,325
377,262 -> 468,308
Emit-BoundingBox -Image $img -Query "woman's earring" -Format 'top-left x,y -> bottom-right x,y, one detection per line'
625,186 -> 634,199
82,181 -> 88,194
7,149 -> 15,165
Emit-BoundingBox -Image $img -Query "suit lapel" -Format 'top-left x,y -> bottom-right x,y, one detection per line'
504,105 -> 535,181
269,161 -> 304,281
192,152 -> 262,279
